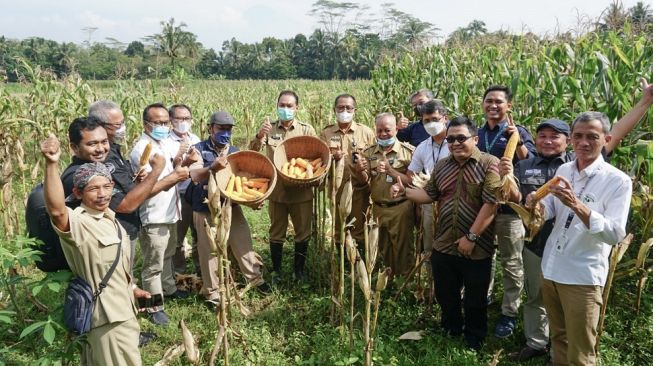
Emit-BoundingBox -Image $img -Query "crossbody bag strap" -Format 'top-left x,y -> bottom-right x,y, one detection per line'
92,220 -> 123,300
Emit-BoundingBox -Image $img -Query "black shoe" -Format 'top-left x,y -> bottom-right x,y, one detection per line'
138,331 -> 157,347
465,337 -> 483,351
508,345 -> 547,361
270,241 -> 284,273
167,289 -> 189,300
257,282 -> 272,295
149,310 -> 170,326
293,241 -> 308,282
270,271 -> 283,286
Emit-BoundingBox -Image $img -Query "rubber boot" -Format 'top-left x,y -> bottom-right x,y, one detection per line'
294,241 -> 309,282
270,241 -> 284,285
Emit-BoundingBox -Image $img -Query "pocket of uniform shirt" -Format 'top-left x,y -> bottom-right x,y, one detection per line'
97,236 -> 121,265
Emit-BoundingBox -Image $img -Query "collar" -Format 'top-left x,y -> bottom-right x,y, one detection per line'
169,131 -> 188,142
534,151 -> 568,165
482,120 -> 508,132
337,121 -> 357,133
469,146 -> 482,162
204,138 -> 229,154
275,120 -> 295,131
573,154 -> 604,178
80,203 -> 115,220
71,156 -> 90,166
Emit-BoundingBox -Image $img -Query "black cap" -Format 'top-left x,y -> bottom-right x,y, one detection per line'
209,111 -> 235,125
536,119 -> 570,136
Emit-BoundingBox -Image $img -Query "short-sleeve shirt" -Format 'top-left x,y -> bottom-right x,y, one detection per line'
320,121 -> 376,182
397,120 -> 429,146
424,147 -> 501,260
362,141 -> 414,204
408,137 -> 449,175
129,133 -> 180,225
249,120 -> 317,203
52,205 -> 136,329
477,120 -> 536,161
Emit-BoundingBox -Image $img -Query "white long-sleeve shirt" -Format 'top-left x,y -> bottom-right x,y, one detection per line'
541,155 -> 631,286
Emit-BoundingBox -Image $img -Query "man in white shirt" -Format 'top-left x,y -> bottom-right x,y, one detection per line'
167,104 -> 202,275
407,100 -> 449,267
129,103 -> 194,326
528,111 -> 632,365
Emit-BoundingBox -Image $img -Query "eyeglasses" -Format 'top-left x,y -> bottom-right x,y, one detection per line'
104,121 -> 125,129
335,106 -> 355,112
146,120 -> 171,127
445,135 -> 475,144
172,116 -> 192,122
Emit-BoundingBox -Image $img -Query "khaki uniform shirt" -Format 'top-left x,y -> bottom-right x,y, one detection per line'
320,121 -> 376,183
424,148 -> 501,260
249,120 -> 317,203
361,141 -> 414,204
53,204 -> 136,329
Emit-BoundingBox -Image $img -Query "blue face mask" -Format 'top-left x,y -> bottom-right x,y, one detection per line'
377,136 -> 396,147
213,129 -> 232,145
150,126 -> 170,141
277,107 -> 294,122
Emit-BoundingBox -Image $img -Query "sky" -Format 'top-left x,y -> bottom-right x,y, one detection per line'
0,0 -> 646,49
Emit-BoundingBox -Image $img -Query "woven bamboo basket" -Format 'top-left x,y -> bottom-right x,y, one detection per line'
273,135 -> 332,187
215,150 -> 277,208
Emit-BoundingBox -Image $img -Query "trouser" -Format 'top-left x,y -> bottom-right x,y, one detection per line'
495,213 -> 525,317
82,317 -> 141,366
522,248 -> 548,350
432,251 -> 493,345
335,183 -> 370,245
541,279 -> 602,366
129,238 -> 138,279
373,200 -> 415,276
194,206 -> 264,300
269,200 -> 313,243
173,198 -> 199,274
139,223 -> 178,309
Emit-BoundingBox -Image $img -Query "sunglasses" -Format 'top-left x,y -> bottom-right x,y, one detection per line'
445,135 -> 475,144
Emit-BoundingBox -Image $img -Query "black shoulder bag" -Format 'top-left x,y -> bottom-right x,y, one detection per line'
63,221 -> 122,335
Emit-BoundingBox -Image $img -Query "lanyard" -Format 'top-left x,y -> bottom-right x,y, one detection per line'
483,123 -> 507,153
429,139 -> 445,173
561,167 -> 599,230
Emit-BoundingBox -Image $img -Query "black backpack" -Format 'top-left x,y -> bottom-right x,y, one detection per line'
25,184 -> 70,272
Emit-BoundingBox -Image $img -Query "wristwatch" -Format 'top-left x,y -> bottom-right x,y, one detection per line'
466,232 -> 478,242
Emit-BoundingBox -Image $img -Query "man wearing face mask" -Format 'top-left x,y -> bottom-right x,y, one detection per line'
407,100 -> 449,270
129,103 -> 193,326
353,113 -> 415,277
396,89 -> 434,147
319,94 -> 375,246
188,111 -> 269,302
249,90 -> 317,283
167,104 -> 201,276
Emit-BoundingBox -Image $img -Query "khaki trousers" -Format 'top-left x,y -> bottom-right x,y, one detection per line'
522,249 -> 548,350
495,213 -> 525,317
139,223 -> 178,304
373,200 -> 415,276
82,317 -> 140,366
541,279 -> 603,366
269,200 -> 313,243
174,197 -> 198,274
194,206 -> 264,300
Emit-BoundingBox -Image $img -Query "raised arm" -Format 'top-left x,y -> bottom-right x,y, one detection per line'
115,153 -> 166,213
605,78 -> 653,154
41,134 -> 69,232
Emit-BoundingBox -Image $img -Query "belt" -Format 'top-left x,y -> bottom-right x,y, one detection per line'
373,199 -> 407,208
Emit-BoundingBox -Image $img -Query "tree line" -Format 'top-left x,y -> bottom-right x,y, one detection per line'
0,0 -> 651,82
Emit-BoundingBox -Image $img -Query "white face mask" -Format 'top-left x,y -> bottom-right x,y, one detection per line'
173,121 -> 191,134
336,111 -> 354,123
114,124 -> 127,140
424,121 -> 445,136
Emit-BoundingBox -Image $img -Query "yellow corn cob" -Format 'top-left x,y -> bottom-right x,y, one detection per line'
282,162 -> 290,175
226,175 -> 236,194
244,187 -> 264,198
314,164 -> 327,176
306,163 -> 313,178
235,176 -> 243,194
533,176 -> 561,201
295,158 -> 309,169
503,131 -> 520,159
139,143 -> 152,167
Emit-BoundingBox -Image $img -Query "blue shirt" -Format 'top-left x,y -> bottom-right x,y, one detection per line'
477,120 -> 536,162
397,120 -> 430,147
187,139 -> 239,212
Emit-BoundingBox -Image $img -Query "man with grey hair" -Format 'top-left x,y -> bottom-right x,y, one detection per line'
397,89 -> 437,146
353,112 -> 415,276
526,111 -> 632,365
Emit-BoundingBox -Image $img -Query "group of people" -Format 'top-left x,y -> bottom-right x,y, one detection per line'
36,79 -> 652,365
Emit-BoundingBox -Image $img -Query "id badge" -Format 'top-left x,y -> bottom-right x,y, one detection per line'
554,234 -> 568,253
385,175 -> 394,183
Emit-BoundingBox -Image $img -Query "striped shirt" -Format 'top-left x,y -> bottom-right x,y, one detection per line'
424,147 -> 501,259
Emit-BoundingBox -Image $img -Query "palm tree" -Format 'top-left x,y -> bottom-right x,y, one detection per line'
145,18 -> 200,70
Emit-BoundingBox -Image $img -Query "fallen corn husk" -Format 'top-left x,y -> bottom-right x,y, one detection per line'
180,319 -> 199,364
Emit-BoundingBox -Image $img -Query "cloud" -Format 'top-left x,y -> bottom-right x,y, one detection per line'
78,11 -> 119,30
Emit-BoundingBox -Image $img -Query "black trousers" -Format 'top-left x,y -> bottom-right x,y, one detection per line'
432,250 -> 493,344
